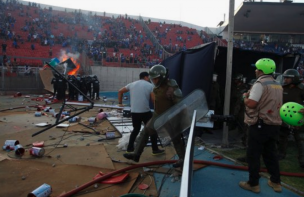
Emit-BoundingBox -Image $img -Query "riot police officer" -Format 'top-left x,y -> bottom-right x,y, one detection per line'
67,75 -> 76,101
209,73 -> 222,129
230,73 -> 248,144
85,75 -> 93,99
51,73 -> 59,99
57,74 -> 67,100
278,69 -> 304,168
92,75 -> 100,100
79,76 -> 87,101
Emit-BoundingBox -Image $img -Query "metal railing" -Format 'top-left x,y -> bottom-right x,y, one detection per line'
180,110 -> 197,197
138,16 -> 173,60
0,66 -> 45,93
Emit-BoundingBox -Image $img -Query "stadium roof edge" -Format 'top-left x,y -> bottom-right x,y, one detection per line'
223,2 -> 304,35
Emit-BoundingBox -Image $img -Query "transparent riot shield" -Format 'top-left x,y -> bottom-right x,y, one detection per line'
154,89 -> 208,145
275,74 -> 283,85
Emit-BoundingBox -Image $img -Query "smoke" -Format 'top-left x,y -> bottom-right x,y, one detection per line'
59,50 -> 80,62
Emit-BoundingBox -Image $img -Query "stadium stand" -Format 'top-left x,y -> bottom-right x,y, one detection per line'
2,0 -> 302,78
1,0 -> 209,72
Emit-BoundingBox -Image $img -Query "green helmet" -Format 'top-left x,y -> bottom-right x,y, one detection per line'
254,58 -> 276,74
149,64 -> 168,87
280,102 -> 304,126
282,69 -> 301,85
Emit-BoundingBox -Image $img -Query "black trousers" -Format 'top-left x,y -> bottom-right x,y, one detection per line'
127,111 -> 158,151
92,87 -> 99,99
247,123 -> 281,186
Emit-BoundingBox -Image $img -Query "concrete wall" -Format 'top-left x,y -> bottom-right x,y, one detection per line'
0,67 -> 150,95
0,75 -> 46,95
91,66 -> 150,91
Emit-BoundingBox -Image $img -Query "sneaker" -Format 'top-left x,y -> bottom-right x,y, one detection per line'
152,149 -> 165,156
239,181 -> 260,193
268,180 -> 282,192
123,153 -> 140,162
125,149 -> 134,154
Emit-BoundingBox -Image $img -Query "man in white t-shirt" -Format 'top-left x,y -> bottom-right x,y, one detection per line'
118,72 -> 164,155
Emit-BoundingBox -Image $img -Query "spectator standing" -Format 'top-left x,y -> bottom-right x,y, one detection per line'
49,47 -> 52,57
239,58 -> 282,193
12,57 -> 18,74
2,41 -> 7,54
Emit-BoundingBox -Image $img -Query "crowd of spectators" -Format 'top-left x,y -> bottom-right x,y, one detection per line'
5,0 -> 302,71
147,21 -> 204,54
84,16 -> 162,67
0,0 -> 163,68
234,39 -> 304,79
234,40 -> 304,55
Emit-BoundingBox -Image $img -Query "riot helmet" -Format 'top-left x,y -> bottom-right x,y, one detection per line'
254,58 -> 276,75
149,64 -> 168,87
282,69 -> 301,85
233,73 -> 243,82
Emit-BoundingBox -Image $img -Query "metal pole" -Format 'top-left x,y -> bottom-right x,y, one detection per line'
1,64 -> 4,90
222,0 -> 235,147
180,110 -> 197,197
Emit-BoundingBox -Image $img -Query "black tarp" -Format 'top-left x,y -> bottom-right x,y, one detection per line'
161,42 -> 216,100
160,44 -> 300,115
214,47 -> 301,89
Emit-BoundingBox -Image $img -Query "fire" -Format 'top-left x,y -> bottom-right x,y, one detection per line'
42,51 -> 81,74
67,59 -> 80,75
60,52 -> 80,76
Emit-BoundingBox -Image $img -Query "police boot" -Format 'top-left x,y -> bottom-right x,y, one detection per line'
171,135 -> 185,168
172,159 -> 184,168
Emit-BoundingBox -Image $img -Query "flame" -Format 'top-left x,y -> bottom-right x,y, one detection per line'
68,61 -> 80,75
60,52 -> 80,76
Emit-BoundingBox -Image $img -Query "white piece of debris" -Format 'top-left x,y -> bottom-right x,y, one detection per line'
35,123 -> 51,127
56,124 -> 69,128
198,146 -> 205,151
